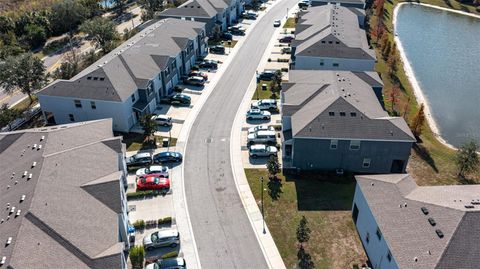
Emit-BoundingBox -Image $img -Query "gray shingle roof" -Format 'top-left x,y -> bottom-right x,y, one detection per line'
38,18 -> 205,102
293,5 -> 375,60
283,70 -> 415,141
160,0 -> 218,18
356,174 -> 480,269
0,119 -> 126,269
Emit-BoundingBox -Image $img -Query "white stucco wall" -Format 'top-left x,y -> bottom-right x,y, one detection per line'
294,56 -> 375,72
353,184 -> 400,269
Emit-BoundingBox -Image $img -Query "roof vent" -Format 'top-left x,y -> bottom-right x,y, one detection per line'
37,145 -> 42,150
465,205 -> 474,209
15,210 -> 21,217
1,256 -> 6,265
32,162 -> 37,168
40,136 -> 45,141
23,171 -> 27,177
436,229 -> 444,238
6,237 -> 12,245
9,207 -> 15,214
32,144 -> 37,149
20,195 -> 25,202
428,217 -> 436,226
28,173 -> 32,180
414,257 -> 418,262
421,207 -> 429,215
371,182 -> 374,186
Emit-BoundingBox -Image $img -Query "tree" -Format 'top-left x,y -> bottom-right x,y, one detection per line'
141,0 -> 164,21
296,216 -> 311,246
23,24 -> 47,48
52,46 -> 80,79
273,70 -> 283,92
455,140 -> 479,179
410,103 -> 425,137
212,25 -> 221,41
0,16 -> 15,34
113,0 -> 128,16
80,17 -> 119,53
0,31 -> 24,59
80,0 -> 102,18
0,53 -> 47,104
382,41 -> 391,60
389,83 -> 399,114
387,51 -> 397,77
129,245 -> 145,269
0,104 -> 22,130
297,246 -> 315,269
49,0 -> 88,36
140,113 -> 157,141
266,155 -> 281,180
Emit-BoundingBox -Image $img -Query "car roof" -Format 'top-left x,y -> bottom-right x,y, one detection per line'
154,229 -> 179,238
149,165 -> 166,170
250,144 -> 267,150
152,115 -> 170,120
189,76 -> 204,80
256,130 -> 276,135
160,258 -> 185,267
249,108 -> 261,112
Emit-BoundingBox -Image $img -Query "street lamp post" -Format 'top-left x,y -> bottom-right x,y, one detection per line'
260,176 -> 266,234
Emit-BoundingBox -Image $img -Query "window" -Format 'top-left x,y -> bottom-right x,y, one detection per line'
328,111 -> 335,116
339,112 -> 346,117
350,112 -> 357,117
350,140 -> 361,150
87,76 -> 92,80
93,77 -> 98,80
165,66 -> 170,77
376,226 -> 382,240
91,101 -> 96,109
335,41 -> 340,44
320,61 -> 324,66
328,41 -> 333,44
131,94 -> 136,102
363,158 -> 371,168
366,232 -> 370,244
330,139 -> 338,150
321,40 -> 326,44
68,114 -> 75,122
333,63 -> 339,67
74,100 -> 82,108
387,250 -> 392,262
99,77 -> 105,81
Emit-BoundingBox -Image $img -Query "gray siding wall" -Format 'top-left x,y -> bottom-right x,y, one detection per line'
292,138 -> 412,173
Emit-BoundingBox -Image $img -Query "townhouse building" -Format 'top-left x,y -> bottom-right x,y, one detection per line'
290,4 -> 374,71
38,19 -> 207,132
353,174 -> 480,269
0,119 -> 129,269
281,70 -> 415,173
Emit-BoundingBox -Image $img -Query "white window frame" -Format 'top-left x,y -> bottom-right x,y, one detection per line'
350,140 -> 361,150
330,139 -> 338,150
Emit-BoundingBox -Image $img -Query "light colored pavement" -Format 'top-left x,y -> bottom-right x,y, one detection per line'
179,0 -> 298,268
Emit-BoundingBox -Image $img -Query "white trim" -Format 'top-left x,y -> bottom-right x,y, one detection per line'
294,136 -> 415,143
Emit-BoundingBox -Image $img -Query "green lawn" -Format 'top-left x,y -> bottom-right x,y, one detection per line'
121,133 -> 177,152
252,80 -> 278,100
370,1 -> 480,185
245,169 -> 366,269
283,17 -> 296,28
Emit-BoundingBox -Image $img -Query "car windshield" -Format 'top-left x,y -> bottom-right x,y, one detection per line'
151,232 -> 158,242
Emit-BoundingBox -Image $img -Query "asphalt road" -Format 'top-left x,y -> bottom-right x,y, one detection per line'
183,0 -> 297,268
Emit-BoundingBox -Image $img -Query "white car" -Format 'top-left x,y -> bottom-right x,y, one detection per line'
273,20 -> 281,27
249,144 -> 278,158
136,165 -> 169,178
251,99 -> 278,110
246,109 -> 271,120
151,115 -> 172,126
248,125 -> 275,134
247,130 -> 277,145
143,229 -> 180,250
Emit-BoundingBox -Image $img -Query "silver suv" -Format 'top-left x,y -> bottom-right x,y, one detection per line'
247,130 -> 277,145
152,115 -> 172,126
249,144 -> 278,158
143,229 -> 180,250
251,99 -> 278,110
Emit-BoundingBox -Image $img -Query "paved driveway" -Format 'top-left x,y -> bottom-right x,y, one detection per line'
183,0 -> 298,268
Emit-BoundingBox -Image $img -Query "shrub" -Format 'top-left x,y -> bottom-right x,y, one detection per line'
353,264 -> 359,269
133,220 -> 145,230
191,65 -> 199,70
277,58 -> 289,63
126,190 -> 154,200
174,86 -> 184,93
267,58 -> 271,62
281,67 -> 289,72
129,246 -> 145,269
160,251 -> 178,259
158,217 -> 173,225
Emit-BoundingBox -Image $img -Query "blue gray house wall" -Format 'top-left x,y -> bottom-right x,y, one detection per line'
291,138 -> 413,173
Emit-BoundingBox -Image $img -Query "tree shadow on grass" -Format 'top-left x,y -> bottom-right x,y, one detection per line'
267,177 -> 283,200
459,175 -> 479,185
413,143 -> 439,173
285,172 -> 356,211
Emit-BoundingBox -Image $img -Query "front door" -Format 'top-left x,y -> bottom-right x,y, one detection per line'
391,160 -> 405,173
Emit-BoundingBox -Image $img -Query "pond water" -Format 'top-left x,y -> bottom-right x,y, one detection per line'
395,4 -> 480,147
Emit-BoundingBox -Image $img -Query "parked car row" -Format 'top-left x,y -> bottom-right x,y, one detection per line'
126,151 -> 183,169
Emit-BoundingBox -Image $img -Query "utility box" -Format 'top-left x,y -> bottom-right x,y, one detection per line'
262,84 -> 268,91
162,138 -> 169,147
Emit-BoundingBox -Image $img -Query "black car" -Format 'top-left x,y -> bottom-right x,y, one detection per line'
257,70 -> 276,81
221,32 -> 233,40
153,152 -> 183,164
148,257 -> 186,269
198,60 -> 218,69
126,152 -> 152,168
230,29 -> 245,36
169,93 -> 191,105
209,45 -> 225,54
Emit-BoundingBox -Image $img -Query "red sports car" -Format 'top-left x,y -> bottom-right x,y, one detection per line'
136,174 -> 170,191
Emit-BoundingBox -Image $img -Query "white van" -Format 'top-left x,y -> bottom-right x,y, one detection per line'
247,130 -> 277,145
